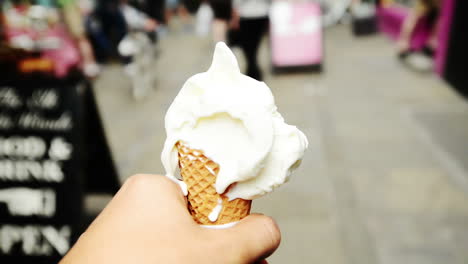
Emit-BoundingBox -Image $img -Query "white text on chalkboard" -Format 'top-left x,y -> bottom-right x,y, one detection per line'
0,188 -> 56,217
0,225 -> 71,256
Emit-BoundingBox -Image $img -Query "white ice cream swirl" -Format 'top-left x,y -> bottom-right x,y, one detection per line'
161,42 -> 308,200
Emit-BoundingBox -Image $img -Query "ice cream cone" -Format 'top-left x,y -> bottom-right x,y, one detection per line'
176,141 -> 251,225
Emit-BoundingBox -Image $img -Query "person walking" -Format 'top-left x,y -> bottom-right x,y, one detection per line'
232,0 -> 270,81
208,0 -> 232,43
396,0 -> 441,71
58,0 -> 101,77
165,0 -> 191,29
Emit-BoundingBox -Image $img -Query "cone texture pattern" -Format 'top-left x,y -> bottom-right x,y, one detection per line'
176,142 -> 251,225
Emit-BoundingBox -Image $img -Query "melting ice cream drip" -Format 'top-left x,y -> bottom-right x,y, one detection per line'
208,198 -> 223,222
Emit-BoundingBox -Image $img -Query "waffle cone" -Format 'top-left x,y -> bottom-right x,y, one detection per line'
176,142 -> 251,225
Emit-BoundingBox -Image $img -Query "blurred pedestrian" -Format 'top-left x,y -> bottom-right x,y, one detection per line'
194,0 -> 213,36
93,0 -> 128,61
232,0 -> 270,81
397,0 -> 441,71
208,0 -> 232,43
165,0 -> 191,29
58,0 -> 100,77
131,0 -> 165,27
120,0 -> 158,33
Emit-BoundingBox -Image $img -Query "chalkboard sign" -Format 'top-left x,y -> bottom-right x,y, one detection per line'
0,72 -> 85,263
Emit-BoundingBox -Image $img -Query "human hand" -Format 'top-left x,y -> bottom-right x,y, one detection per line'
60,174 -> 281,264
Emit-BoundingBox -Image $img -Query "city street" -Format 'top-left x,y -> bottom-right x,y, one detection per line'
94,24 -> 468,264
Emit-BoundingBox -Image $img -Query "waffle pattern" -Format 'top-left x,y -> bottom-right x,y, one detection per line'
176,142 -> 251,225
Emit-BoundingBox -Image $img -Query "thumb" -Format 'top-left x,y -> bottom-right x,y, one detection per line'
218,214 -> 281,263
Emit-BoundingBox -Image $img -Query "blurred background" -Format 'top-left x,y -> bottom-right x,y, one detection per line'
0,0 -> 467,263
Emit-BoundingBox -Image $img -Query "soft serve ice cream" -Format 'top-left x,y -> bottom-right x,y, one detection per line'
161,42 -> 308,204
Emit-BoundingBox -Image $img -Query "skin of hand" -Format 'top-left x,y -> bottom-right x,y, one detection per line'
60,174 -> 281,264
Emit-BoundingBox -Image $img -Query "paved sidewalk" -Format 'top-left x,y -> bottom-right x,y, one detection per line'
94,25 -> 468,263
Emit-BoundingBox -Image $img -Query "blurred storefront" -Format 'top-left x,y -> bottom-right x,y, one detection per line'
376,0 -> 467,97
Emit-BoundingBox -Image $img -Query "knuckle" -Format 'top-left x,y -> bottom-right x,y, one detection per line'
123,174 -> 160,193
262,216 -> 281,249
124,174 -> 184,201
125,174 -> 154,187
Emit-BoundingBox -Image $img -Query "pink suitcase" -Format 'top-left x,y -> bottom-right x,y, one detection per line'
270,1 -> 323,71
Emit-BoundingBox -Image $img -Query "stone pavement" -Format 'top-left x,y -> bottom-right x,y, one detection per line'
93,25 -> 468,263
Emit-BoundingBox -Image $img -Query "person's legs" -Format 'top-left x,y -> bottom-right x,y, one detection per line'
239,17 -> 268,81
165,0 -> 181,24
424,14 -> 441,57
147,0 -> 166,23
209,0 -> 231,43
86,14 -> 111,62
98,4 -> 128,60
177,3 -> 191,24
212,19 -> 228,42
165,9 -> 173,24
62,3 -> 100,77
